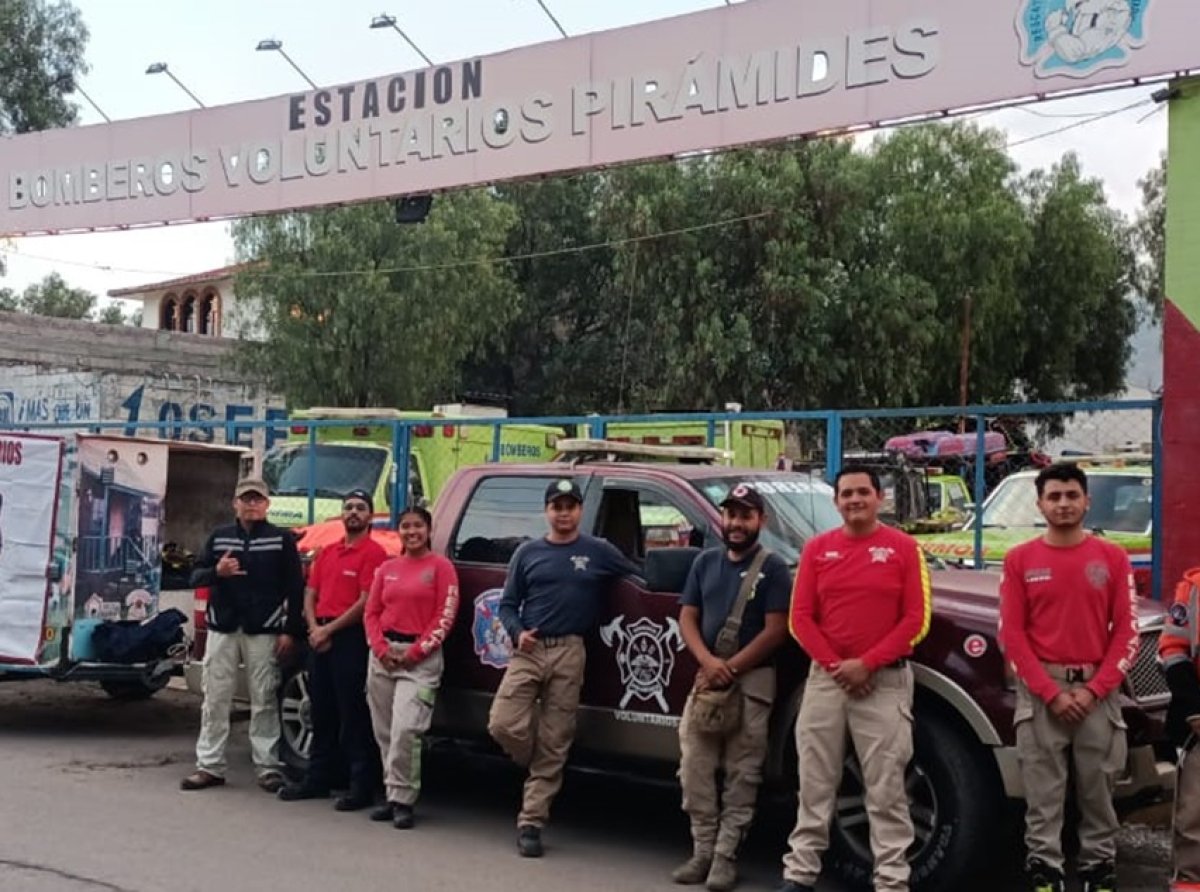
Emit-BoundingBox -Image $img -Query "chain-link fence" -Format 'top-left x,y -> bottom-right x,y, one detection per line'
1,398 -> 1160,597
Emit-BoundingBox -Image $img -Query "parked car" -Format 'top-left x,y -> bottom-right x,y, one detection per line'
209,454 -> 1171,891
917,461 -> 1154,597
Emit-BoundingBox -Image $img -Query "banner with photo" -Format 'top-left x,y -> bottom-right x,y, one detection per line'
73,438 -> 168,624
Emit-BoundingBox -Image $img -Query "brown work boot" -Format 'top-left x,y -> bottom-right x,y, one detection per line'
705,854 -> 738,892
672,853 -> 713,884
179,770 -> 225,791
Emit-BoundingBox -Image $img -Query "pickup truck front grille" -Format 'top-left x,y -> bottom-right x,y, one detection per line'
1127,630 -> 1169,702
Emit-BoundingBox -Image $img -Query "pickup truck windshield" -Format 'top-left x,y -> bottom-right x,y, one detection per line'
264,444 -> 388,498
692,475 -> 843,566
976,471 -> 1152,533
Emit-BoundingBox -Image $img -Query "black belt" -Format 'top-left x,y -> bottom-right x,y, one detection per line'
883,658 -> 908,669
385,631 -> 417,644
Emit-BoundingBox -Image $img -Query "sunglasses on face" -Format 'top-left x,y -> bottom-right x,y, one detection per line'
238,494 -> 267,504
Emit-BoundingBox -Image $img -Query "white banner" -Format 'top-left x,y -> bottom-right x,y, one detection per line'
0,435 -> 62,663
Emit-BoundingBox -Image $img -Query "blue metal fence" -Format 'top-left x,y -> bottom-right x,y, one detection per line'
3,398 -> 1160,595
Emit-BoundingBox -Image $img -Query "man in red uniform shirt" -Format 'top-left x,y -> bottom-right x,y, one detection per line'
279,489 -> 388,810
999,463 -> 1137,892
778,465 -> 931,892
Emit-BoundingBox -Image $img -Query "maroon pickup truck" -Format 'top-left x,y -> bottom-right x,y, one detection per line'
278,459 -> 1174,891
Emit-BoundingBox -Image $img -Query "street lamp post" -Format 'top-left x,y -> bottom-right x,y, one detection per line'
534,1 -> 569,38
255,39 -> 319,90
71,82 -> 111,122
144,63 -> 205,108
368,13 -> 434,67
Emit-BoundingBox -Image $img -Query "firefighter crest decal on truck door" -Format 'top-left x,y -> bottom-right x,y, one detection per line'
600,615 -> 684,712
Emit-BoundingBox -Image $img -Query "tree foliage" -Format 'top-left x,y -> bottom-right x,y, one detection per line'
5,272 -> 96,318
0,0 -> 89,135
239,120 -> 1145,415
1134,153 -> 1166,318
232,195 -> 519,408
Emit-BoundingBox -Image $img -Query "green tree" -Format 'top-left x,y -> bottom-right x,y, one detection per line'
0,286 -> 17,311
232,195 -> 520,408
0,0 -> 89,135
492,122 -> 1136,415
1015,154 -> 1137,402
467,174 -> 618,415
97,302 -> 127,325
19,271 -> 96,318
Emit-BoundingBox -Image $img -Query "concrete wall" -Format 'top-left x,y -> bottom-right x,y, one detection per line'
0,311 -> 286,452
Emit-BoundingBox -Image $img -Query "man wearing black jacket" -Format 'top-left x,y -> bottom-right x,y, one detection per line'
181,478 -> 304,793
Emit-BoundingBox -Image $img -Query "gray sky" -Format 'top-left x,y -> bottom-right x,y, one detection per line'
0,0 -> 1169,309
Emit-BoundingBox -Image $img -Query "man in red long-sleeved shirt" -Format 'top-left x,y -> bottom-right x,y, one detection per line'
999,463 -> 1137,892
777,466 -> 931,892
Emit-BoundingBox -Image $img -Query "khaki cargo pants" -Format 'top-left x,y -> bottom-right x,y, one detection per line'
679,666 -> 775,859
782,664 -> 915,892
195,630 -> 284,778
1174,739 -> 1200,882
1015,669 -> 1127,874
366,647 -> 444,806
487,636 -> 585,828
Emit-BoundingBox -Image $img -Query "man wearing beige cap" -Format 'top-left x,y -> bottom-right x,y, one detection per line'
181,478 -> 305,793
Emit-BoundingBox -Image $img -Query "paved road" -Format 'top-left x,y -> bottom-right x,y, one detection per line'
0,680 -> 1170,892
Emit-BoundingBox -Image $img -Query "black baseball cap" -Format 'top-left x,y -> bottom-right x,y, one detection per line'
544,478 -> 583,505
720,483 -> 766,513
343,489 -> 374,513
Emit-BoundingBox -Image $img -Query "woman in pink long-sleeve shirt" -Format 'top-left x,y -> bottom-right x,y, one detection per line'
363,506 -> 458,829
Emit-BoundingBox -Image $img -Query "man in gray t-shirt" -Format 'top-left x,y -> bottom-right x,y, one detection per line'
673,483 -> 791,892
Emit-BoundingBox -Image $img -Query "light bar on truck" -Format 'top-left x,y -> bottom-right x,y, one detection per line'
555,438 -> 732,464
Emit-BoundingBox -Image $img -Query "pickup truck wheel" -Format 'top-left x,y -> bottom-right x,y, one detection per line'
100,673 -> 169,701
278,666 -> 313,773
826,710 -> 1001,892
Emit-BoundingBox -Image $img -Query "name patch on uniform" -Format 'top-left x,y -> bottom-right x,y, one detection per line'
818,550 -> 842,562
1024,568 -> 1052,584
868,546 -> 895,564
1085,561 -> 1110,590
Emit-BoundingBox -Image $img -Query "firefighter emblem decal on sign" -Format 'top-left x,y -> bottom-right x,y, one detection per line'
1016,0 -> 1152,79
600,615 -> 684,712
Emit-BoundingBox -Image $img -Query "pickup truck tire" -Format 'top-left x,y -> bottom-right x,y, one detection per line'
100,674 -> 169,701
278,666 -> 313,773
825,709 -> 1002,892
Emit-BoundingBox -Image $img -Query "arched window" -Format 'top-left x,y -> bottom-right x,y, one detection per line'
160,294 -> 179,331
199,290 -> 222,336
180,292 -> 197,334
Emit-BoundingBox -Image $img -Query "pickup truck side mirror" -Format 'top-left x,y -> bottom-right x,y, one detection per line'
644,547 -> 701,593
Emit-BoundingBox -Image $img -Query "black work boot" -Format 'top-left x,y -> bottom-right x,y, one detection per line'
517,824 -> 543,858
1027,858 -> 1065,892
1080,862 -> 1118,892
391,803 -> 415,829
277,779 -> 329,801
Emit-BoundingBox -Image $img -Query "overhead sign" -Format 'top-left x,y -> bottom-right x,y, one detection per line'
0,434 -> 62,664
0,0 -> 1190,236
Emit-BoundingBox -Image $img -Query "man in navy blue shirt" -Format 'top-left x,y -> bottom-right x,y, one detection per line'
489,478 -> 638,858
674,483 -> 791,892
